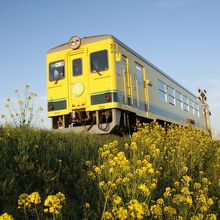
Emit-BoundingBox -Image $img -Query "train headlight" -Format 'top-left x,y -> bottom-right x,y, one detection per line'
69,36 -> 81,49
72,82 -> 84,96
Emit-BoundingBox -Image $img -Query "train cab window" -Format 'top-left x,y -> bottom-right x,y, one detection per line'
176,91 -> 183,109
183,96 -> 189,112
90,50 -> 108,73
72,58 -> 82,76
167,86 -> 175,105
49,60 -> 64,81
158,80 -> 167,102
189,99 -> 194,115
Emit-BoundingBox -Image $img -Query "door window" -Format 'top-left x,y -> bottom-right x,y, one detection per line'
72,58 -> 83,76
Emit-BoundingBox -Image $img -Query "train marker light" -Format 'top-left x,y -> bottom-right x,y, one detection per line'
105,95 -> 111,102
69,36 -> 81,49
48,105 -> 54,110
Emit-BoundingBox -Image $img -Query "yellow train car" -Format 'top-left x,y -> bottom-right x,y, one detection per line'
47,35 -> 211,133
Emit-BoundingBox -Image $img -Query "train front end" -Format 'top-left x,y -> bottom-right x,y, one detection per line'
47,35 -> 122,133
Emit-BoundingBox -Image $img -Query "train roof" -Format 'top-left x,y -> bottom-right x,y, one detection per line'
47,35 -> 112,54
47,34 -> 198,99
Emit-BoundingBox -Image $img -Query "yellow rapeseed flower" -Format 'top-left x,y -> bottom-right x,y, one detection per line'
150,182 -> 157,190
44,192 -> 65,216
0,213 -> 14,220
150,204 -> 162,217
116,207 -> 128,220
128,199 -> 145,219
164,187 -> 172,198
99,181 -> 105,188
138,184 -> 150,197
28,192 -> 41,205
174,181 -> 180,187
84,202 -> 90,209
103,211 -> 113,219
112,195 -> 122,206
17,193 -> 30,209
207,198 -> 214,206
122,177 -> 129,184
164,206 -> 177,216
182,166 -> 188,174
130,141 -> 138,151
182,175 -> 192,185
191,214 -> 204,220
193,183 -> 201,190
156,198 -> 164,205
206,214 -> 217,220
181,187 -> 191,196
94,166 -> 101,174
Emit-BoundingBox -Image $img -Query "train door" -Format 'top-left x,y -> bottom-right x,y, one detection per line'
122,57 -> 131,105
68,51 -> 88,109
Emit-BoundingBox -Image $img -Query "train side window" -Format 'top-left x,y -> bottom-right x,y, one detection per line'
134,74 -> 138,100
167,86 -> 175,105
72,58 -> 82,76
176,91 -> 183,109
122,58 -> 126,74
122,57 -> 130,104
136,65 -> 143,107
158,80 -> 167,102
189,99 -> 194,115
49,60 -> 64,81
183,96 -> 189,112
116,61 -> 121,75
90,50 -> 108,73
195,103 -> 200,117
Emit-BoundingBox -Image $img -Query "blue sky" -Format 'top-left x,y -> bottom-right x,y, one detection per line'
0,0 -> 219,137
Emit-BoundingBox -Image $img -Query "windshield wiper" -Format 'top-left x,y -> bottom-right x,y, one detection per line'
54,73 -> 63,84
91,62 -> 102,76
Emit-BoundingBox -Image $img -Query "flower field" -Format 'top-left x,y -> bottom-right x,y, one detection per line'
0,122 -> 219,219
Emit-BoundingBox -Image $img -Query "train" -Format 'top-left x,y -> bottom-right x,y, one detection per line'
46,35 -> 211,134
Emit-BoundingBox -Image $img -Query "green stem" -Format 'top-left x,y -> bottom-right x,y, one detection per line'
35,205 -> 40,220
23,207 -> 27,220
101,195 -> 109,220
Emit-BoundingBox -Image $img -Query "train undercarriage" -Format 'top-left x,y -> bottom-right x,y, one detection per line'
51,109 -> 149,134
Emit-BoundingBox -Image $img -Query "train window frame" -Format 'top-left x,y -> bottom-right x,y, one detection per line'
183,96 -> 189,112
158,80 -> 167,102
49,60 -> 65,82
72,58 -> 83,76
167,86 -> 175,106
176,91 -> 183,109
90,50 -> 109,73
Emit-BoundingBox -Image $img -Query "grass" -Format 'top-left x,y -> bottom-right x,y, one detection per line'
0,123 -> 219,219
0,125 -> 129,219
